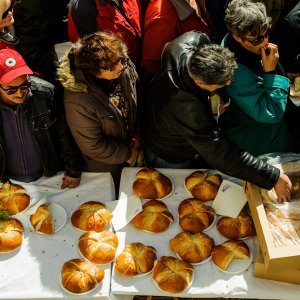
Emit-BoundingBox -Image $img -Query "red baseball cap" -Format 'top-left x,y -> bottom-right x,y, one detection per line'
0,49 -> 33,85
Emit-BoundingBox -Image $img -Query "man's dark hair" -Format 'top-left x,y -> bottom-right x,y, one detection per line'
188,44 -> 237,85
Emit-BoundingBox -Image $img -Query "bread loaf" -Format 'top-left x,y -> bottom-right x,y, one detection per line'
61,258 -> 104,293
216,209 -> 256,239
30,203 -> 54,234
133,168 -> 172,199
170,231 -> 214,263
71,201 -> 112,231
295,76 -> 300,92
178,198 -> 216,233
132,200 -> 174,232
185,171 -> 222,201
0,181 -> 30,215
115,242 -> 156,276
0,218 -> 23,252
78,230 -> 118,264
211,240 -> 250,270
152,256 -> 194,293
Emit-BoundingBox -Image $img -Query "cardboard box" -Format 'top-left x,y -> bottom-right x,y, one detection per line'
254,249 -> 300,285
244,181 -> 300,272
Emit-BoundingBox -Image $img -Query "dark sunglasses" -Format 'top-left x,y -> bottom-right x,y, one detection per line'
243,25 -> 272,46
99,57 -> 129,71
0,80 -> 31,95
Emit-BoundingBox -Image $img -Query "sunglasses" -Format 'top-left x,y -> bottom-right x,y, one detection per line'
0,80 -> 31,95
99,57 -> 129,71
243,25 -> 272,46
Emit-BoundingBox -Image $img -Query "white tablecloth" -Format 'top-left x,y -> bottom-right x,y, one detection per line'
111,168 -> 300,299
0,172 -> 114,300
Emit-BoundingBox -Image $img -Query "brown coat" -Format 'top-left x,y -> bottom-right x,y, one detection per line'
58,54 -> 138,179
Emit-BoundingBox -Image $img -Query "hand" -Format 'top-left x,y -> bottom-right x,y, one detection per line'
126,138 -> 142,165
261,43 -> 279,72
0,12 -> 14,29
274,171 -> 292,203
61,174 -> 81,189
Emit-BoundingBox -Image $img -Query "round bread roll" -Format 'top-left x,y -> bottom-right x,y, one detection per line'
185,171 -> 222,201
30,203 -> 54,234
217,209 -> 256,239
0,181 -> 30,215
178,198 -> 216,233
78,230 -> 118,264
211,240 -> 250,270
71,201 -> 112,232
115,242 -> 156,276
133,168 -> 172,199
131,200 -> 174,232
0,218 -> 23,252
152,256 -> 194,293
170,231 -> 215,263
61,258 -> 104,293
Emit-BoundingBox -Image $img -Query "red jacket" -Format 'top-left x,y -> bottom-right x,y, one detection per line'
142,0 -> 213,75
68,0 -> 142,65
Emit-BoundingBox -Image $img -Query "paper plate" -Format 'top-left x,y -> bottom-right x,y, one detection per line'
152,271 -> 194,294
175,253 -> 211,266
78,247 -> 115,266
28,203 -> 67,234
59,274 -> 100,295
213,250 -> 253,274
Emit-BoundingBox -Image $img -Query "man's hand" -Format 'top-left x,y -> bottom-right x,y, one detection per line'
0,12 -> 14,29
261,43 -> 279,72
61,174 -> 81,189
274,171 -> 292,203
126,138 -> 142,165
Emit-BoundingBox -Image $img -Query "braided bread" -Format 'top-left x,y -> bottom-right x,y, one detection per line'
133,168 -> 172,199
178,198 -> 216,233
185,171 -> 222,201
132,200 -> 174,232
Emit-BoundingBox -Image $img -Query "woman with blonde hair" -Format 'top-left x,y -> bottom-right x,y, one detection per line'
58,31 -> 140,186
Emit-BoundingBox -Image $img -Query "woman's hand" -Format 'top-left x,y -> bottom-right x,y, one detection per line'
274,171 -> 292,203
0,12 -> 14,29
126,138 -> 142,165
61,173 -> 81,189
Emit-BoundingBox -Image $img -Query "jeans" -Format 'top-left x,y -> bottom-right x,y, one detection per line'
145,146 -> 192,169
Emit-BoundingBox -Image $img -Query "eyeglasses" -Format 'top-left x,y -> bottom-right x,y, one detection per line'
243,25 -> 272,46
0,80 -> 31,95
99,57 -> 129,71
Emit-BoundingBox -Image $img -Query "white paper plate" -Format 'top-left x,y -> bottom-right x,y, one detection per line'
179,214 -> 217,232
213,250 -> 253,274
175,253 -> 211,266
28,203 -> 67,234
133,269 -> 152,277
78,247 -> 115,266
152,271 -> 194,294
59,274 -> 100,295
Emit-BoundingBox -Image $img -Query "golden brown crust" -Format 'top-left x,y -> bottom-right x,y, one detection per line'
30,203 -> 54,234
131,200 -> 174,232
133,168 -> 172,199
78,230 -> 118,264
185,171 -> 222,201
170,231 -> 215,263
71,201 -> 112,231
152,256 -> 194,293
0,181 -> 30,215
0,218 -> 23,252
61,258 -> 104,293
115,242 -> 157,276
211,240 -> 250,270
217,209 -> 256,239
178,198 -> 216,233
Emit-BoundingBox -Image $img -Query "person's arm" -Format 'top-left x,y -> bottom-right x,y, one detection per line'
226,61 -> 290,123
64,94 -> 131,165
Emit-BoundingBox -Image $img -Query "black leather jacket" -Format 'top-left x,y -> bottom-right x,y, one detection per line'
142,31 -> 279,190
0,76 -> 83,180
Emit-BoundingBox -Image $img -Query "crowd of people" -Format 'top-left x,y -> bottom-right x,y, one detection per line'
0,0 -> 299,201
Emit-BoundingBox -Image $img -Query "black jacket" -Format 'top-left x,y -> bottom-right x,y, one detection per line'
0,76 -> 83,180
142,31 -> 279,190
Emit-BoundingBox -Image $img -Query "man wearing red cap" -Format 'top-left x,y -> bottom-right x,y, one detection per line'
0,49 -> 83,188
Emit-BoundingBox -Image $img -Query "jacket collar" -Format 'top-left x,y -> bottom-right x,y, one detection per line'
170,0 -> 195,21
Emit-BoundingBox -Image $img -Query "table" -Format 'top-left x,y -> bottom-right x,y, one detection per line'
111,167 -> 300,300
0,172 -> 114,300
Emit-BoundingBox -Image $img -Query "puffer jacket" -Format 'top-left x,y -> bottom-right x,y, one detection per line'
142,30 -> 279,190
57,53 -> 138,175
0,76 -> 83,180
